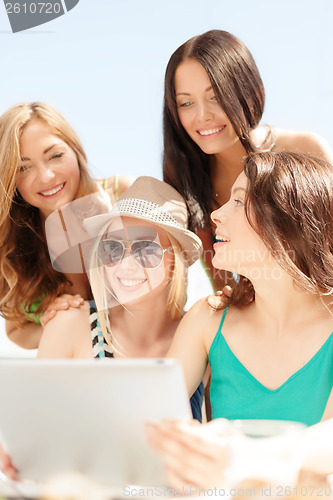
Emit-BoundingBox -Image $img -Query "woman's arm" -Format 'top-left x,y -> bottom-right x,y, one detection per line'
37,304 -> 91,358
5,294 -> 85,350
5,319 -> 42,349
167,298 -> 219,397
301,390 -> 333,476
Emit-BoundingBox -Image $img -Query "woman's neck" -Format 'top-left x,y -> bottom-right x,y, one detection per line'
213,138 -> 246,173
212,126 -> 269,186
211,140 -> 247,205
249,274 -> 331,334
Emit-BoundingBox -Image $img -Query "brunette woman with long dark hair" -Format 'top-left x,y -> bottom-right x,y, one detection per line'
163,30 -> 333,290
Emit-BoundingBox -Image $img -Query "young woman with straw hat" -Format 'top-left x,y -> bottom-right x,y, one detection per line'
37,176 -> 204,405
0,177 -> 204,479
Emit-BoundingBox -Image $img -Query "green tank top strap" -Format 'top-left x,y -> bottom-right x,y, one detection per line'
114,174 -> 119,200
218,306 -> 228,332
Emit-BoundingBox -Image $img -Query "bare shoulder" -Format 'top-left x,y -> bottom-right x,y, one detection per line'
188,296 -> 225,314
43,303 -> 90,337
274,128 -> 333,162
96,175 -> 135,198
184,297 -> 225,332
38,302 -> 91,358
106,174 -> 135,197
178,297 -> 225,353
117,174 -> 135,195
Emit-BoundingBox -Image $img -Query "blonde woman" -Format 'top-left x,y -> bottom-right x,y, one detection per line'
36,176 -> 204,419
0,177 -> 204,479
0,102 -> 133,349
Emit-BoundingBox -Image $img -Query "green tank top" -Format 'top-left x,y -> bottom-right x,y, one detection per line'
24,296 -> 43,324
209,307 -> 333,426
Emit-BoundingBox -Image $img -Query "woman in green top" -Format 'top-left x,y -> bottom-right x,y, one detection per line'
167,151 -> 333,424
0,101 -> 133,349
146,150 -> 333,487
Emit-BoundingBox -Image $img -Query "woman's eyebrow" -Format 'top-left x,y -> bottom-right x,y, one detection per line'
176,86 -> 213,97
43,143 -> 62,154
232,187 -> 246,195
20,143 -> 62,161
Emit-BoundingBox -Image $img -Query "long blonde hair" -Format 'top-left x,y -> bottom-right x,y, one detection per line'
0,102 -> 96,323
89,229 -> 188,350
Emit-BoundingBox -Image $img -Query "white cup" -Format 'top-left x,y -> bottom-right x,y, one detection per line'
228,420 -> 306,497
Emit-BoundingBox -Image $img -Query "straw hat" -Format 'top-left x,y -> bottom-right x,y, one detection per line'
84,176 -> 203,266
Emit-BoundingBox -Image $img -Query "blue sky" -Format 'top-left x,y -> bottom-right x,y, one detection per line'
0,0 -> 332,181
0,0 -> 332,355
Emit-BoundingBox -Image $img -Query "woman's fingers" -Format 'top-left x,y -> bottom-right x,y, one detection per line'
207,286 -> 233,310
146,420 -> 231,490
52,294 -> 84,310
222,285 -> 233,298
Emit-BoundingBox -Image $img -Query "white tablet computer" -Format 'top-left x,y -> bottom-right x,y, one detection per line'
0,358 -> 191,488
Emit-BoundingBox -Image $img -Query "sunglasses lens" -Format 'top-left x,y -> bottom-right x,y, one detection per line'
131,241 -> 164,268
99,240 -> 123,266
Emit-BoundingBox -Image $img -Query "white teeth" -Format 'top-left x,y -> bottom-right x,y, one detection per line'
215,235 -> 230,242
119,278 -> 146,287
40,183 -> 65,196
199,126 -> 224,136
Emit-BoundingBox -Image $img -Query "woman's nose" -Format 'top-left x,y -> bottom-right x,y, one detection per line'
211,205 -> 227,226
197,101 -> 213,121
118,248 -> 140,271
38,165 -> 56,183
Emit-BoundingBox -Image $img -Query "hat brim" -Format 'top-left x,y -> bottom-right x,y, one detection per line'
84,211 -> 202,266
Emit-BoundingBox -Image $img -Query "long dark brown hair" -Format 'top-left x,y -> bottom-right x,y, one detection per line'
163,30 -> 266,230
230,151 -> 333,306
0,102 -> 96,324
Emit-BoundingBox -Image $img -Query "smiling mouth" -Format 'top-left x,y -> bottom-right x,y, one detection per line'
39,182 -> 65,197
117,278 -> 146,288
198,126 -> 226,137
